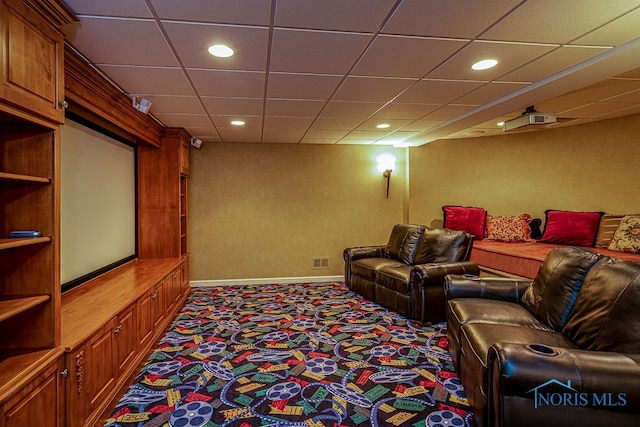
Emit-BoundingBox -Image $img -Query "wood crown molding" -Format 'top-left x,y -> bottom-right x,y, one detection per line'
64,44 -> 163,147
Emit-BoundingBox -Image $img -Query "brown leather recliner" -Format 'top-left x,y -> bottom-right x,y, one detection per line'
343,223 -> 477,323
446,247 -> 640,427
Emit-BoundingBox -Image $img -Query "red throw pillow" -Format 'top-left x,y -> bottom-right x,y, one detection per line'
442,206 -> 486,240
539,210 -> 603,246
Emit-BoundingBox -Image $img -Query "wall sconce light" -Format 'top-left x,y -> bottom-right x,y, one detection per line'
376,153 -> 396,198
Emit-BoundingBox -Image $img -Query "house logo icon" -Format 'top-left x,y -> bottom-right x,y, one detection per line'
527,379 -> 627,409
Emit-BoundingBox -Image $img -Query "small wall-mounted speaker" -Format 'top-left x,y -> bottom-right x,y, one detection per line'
190,138 -> 203,148
131,96 -> 152,114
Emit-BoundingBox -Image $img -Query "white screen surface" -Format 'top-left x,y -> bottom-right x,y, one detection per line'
60,119 -> 136,286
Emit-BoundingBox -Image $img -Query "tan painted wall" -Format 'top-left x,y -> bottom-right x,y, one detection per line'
189,113 -> 640,281
188,143 -> 407,280
409,113 -> 640,227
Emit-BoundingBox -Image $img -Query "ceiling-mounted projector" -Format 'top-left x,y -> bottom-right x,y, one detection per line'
503,106 -> 556,132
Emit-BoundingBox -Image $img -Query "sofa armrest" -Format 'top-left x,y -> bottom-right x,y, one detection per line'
343,245 -> 386,286
487,342 -> 640,426
409,261 -> 480,323
446,275 -> 532,304
343,245 -> 386,262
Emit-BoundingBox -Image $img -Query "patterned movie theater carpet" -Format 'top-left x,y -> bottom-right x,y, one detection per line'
104,282 -> 476,427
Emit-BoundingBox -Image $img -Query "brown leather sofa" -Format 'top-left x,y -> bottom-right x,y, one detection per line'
343,223 -> 477,323
446,246 -> 640,427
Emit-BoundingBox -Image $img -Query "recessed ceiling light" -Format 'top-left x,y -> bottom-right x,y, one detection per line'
376,123 -> 391,129
497,121 -> 505,127
208,44 -> 234,58
471,59 -> 498,70
230,120 -> 245,126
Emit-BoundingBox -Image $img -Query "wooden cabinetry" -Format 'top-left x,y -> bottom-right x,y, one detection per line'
0,2 -> 73,424
0,119 -> 58,356
0,0 -> 74,123
138,127 -> 190,259
62,258 -> 189,427
0,351 -> 65,427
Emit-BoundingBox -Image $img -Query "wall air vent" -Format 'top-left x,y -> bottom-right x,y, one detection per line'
312,257 -> 329,270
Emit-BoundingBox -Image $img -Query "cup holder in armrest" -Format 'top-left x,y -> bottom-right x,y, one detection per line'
526,343 -> 559,356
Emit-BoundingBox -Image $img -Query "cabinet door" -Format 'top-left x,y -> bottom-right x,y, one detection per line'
180,258 -> 190,298
179,139 -> 189,175
0,0 -> 65,123
137,288 -> 154,350
152,280 -> 165,331
1,355 -> 64,427
114,304 -> 137,377
84,319 -> 116,416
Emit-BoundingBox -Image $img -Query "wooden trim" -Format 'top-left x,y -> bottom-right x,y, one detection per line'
24,0 -> 76,27
63,45 -> 163,147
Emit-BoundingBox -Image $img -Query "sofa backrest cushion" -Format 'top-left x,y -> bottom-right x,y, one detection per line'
562,259 -> 640,353
385,224 -> 426,264
520,247 -> 602,331
413,228 -> 472,264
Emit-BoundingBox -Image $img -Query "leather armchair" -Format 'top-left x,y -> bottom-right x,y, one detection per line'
344,224 -> 478,323
446,247 -> 640,427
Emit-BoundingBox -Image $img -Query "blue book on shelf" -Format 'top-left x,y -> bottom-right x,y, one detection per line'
8,230 -> 42,238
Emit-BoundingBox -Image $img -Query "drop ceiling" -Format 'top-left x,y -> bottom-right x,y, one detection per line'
62,0 -> 640,146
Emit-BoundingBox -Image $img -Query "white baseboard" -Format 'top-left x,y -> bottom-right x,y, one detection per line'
190,275 -> 344,287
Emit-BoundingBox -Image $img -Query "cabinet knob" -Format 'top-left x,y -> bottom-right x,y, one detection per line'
114,325 -> 122,334
61,369 -> 69,378
59,100 -> 69,108
152,292 -> 158,299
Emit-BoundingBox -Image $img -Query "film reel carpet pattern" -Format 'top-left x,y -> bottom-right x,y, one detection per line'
104,282 -> 476,427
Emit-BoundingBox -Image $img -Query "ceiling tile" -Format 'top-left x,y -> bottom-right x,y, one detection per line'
217,127 -> 263,143
152,113 -> 212,128
301,129 -> 350,140
188,70 -> 265,97
423,105 -> 477,121
395,79 -> 485,104
212,117 -> 262,129
202,97 -> 264,116
355,118 -> 413,131
555,78 -> 640,102
151,0 -> 272,25
352,35 -> 467,78
499,45 -> 610,83
401,118 -> 444,132
265,99 -> 325,117
561,101 -> 639,118
371,102 -> 440,120
65,17 -> 177,66
573,7 -> 640,46
64,0 -> 152,17
262,128 -> 306,143
270,29 -> 372,74
162,21 -> 269,70
97,65 -> 195,95
382,0 -> 522,38
480,0 -> 640,44
319,101 -> 385,118
455,82 -> 529,105
308,117 -> 366,130
142,95 -> 206,114
333,76 -> 415,102
266,73 -> 343,100
274,0 -> 397,32
263,116 -> 315,130
427,40 -> 557,81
